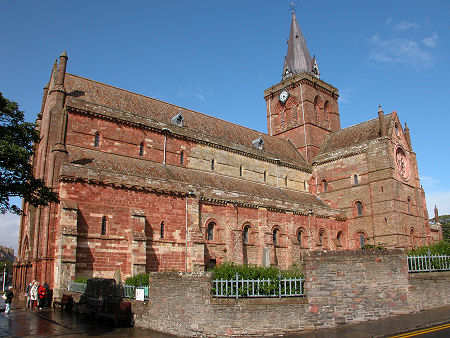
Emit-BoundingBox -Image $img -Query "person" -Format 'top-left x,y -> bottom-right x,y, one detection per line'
4,286 -> 14,314
25,280 -> 34,309
43,282 -> 50,307
38,282 -> 46,310
30,282 -> 38,310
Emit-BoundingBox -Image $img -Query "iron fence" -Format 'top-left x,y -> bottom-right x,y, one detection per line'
212,273 -> 305,298
68,281 -> 149,300
408,251 -> 450,272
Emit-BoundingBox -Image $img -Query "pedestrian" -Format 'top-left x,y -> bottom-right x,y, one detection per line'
3,286 -> 14,314
30,282 -> 38,310
43,282 -> 50,307
25,280 -> 34,309
38,282 -> 46,310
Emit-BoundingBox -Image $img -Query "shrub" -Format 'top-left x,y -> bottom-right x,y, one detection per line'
125,273 -> 150,286
73,276 -> 88,283
408,241 -> 450,256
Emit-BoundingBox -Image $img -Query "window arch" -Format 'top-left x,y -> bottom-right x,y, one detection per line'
139,142 -> 144,156
297,228 -> 305,247
180,150 -> 185,165
101,216 -> 107,235
322,179 -> 328,192
272,228 -> 279,245
94,132 -> 100,147
359,233 -> 366,248
336,231 -> 343,246
356,201 -> 363,216
207,221 -> 216,241
314,95 -> 322,124
243,224 -> 251,244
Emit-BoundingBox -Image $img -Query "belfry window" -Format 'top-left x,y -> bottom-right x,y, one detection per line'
356,201 -> 363,216
101,216 -> 107,235
94,132 -> 100,147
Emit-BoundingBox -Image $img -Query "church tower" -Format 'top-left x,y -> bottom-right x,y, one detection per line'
264,9 -> 341,162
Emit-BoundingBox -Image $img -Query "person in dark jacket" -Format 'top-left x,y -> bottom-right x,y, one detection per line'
4,286 -> 13,314
43,282 -> 50,307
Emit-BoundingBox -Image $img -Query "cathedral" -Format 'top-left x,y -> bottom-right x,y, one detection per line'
14,11 -> 441,293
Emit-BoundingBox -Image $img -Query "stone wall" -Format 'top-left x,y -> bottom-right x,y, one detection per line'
134,250 -> 450,336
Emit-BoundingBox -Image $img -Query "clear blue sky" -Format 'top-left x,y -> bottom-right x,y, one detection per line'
1,1 -> 449,251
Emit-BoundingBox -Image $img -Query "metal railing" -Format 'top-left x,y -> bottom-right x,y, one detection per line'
212,274 -> 305,298
408,251 -> 450,272
68,282 -> 149,300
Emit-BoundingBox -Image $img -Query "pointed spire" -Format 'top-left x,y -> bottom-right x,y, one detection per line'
282,10 -> 313,80
404,122 -> 412,150
378,104 -> 384,136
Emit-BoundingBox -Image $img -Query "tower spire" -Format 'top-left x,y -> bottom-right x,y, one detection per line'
282,8 -> 313,80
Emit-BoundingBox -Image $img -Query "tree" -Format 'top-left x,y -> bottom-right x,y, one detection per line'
0,92 -> 59,214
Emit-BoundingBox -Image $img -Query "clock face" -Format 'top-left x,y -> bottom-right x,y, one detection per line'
395,147 -> 409,180
279,90 -> 289,103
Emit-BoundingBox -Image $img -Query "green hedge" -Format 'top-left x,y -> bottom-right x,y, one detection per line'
408,241 -> 450,256
211,262 -> 302,280
73,276 -> 88,283
125,273 -> 150,287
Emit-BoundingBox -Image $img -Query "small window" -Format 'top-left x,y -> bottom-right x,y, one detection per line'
354,174 -> 359,186
384,217 -> 388,224
94,132 -> 100,147
381,186 -> 384,192
273,228 -> 279,245
239,165 -> 243,177
264,170 -> 267,182
318,230 -> 324,245
337,231 -> 342,245
139,142 -> 144,156
207,222 -> 215,241
297,230 -> 303,246
101,216 -> 107,235
359,234 -> 365,248
322,179 -> 328,192
407,197 -> 411,214
285,175 -> 288,187
160,221 -> 164,239
211,159 -> 215,171
243,225 -> 250,244
356,201 -> 363,216
304,180 -> 307,191
180,151 -> 184,165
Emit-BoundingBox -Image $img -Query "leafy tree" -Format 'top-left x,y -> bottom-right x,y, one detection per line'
0,92 -> 59,214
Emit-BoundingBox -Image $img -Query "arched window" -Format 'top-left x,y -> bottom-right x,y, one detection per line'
101,216 -> 107,235
180,150 -> 184,165
264,170 -> 267,182
243,225 -> 250,244
239,165 -> 243,177
359,233 -> 365,248
322,179 -> 328,192
336,231 -> 343,246
160,221 -> 164,239
139,142 -> 144,156
285,175 -> 288,187
304,180 -> 307,191
207,222 -> 215,241
324,100 -> 331,128
297,229 -> 303,246
94,132 -> 100,147
314,95 -> 322,124
354,174 -> 359,186
381,186 -> 384,192
356,201 -> 363,216
407,197 -> 411,214
318,229 -> 325,245
211,159 -> 215,171
272,228 -> 279,245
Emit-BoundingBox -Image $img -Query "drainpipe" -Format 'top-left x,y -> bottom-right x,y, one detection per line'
185,191 -> 194,272
300,83 -> 308,161
162,128 -> 170,166
308,209 -> 313,249
275,158 -> 280,187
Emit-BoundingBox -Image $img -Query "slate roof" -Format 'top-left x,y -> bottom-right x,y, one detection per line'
313,113 -> 393,163
62,146 -> 341,217
63,74 -> 310,171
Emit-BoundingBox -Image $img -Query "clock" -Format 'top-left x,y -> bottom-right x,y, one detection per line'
395,147 -> 409,180
279,90 -> 289,103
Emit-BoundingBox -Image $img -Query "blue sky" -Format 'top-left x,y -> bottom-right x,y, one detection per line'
1,1 -> 449,252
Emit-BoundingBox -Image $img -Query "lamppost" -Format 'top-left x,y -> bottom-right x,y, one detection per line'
2,264 -> 6,292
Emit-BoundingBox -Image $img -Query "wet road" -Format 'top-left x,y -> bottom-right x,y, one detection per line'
0,307 -> 176,337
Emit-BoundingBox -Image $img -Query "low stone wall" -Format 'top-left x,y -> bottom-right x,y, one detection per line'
124,251 -> 450,336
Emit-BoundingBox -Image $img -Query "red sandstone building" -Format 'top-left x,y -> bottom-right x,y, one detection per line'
14,12 -> 441,293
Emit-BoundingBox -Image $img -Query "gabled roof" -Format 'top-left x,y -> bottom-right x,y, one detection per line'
314,113 -> 394,163
282,12 -> 313,79
63,74 -> 310,171
62,146 -> 341,217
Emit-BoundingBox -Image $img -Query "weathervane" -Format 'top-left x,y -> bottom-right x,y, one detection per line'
290,1 -> 296,14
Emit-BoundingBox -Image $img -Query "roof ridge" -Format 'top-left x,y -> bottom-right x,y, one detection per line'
332,112 -> 394,135
66,73 -> 294,146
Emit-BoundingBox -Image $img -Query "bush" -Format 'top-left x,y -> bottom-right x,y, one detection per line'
408,241 -> 450,256
125,273 -> 150,286
74,276 -> 88,283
